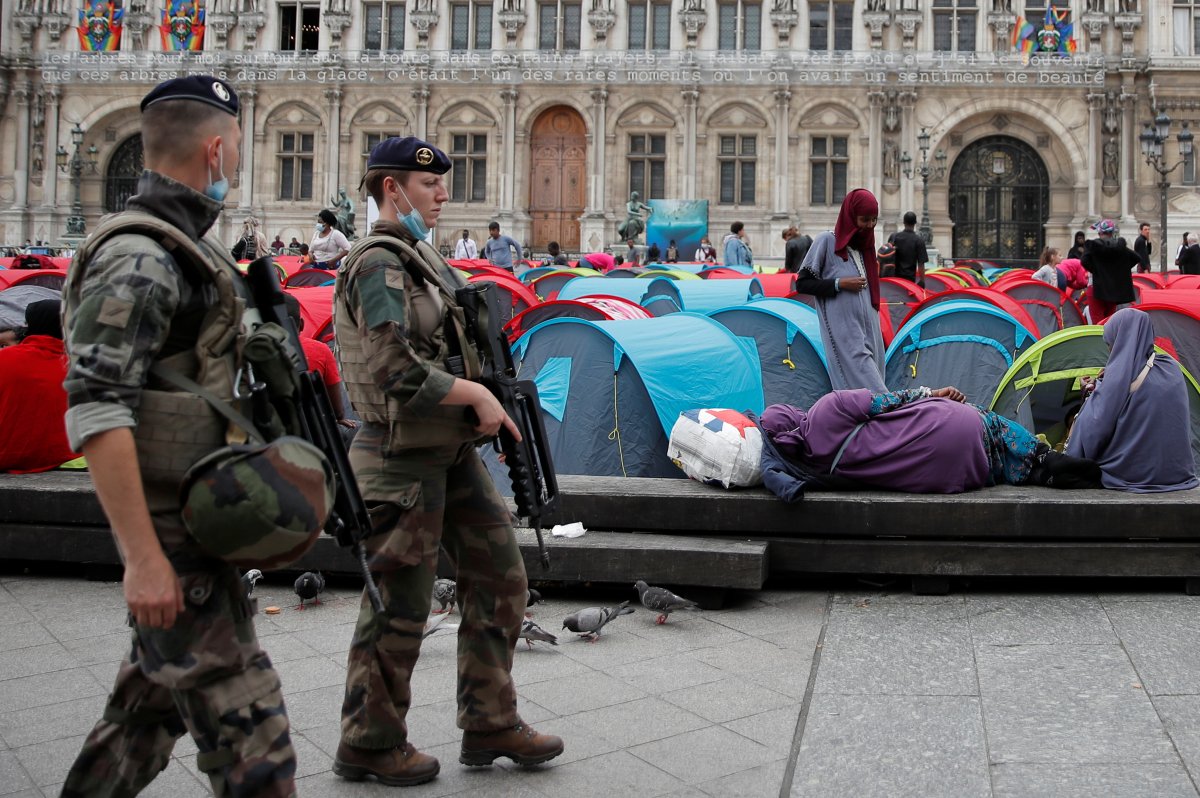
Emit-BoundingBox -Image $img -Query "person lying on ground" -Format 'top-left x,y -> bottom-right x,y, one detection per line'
759,385 -> 1101,499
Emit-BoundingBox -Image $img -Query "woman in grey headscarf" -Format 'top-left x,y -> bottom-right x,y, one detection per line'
1066,308 -> 1198,492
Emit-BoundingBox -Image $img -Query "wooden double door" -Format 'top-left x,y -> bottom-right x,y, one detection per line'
529,106 -> 586,252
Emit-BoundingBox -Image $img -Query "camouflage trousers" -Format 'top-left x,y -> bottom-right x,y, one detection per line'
61,559 -> 297,798
340,442 -> 528,749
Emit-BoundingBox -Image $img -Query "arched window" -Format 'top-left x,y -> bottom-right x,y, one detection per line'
105,135 -> 143,213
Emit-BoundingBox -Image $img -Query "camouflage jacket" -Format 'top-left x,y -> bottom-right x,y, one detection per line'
334,221 -> 479,496
62,170 -> 226,452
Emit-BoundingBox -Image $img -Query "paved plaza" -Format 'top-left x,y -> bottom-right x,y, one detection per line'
4,571 -> 1200,797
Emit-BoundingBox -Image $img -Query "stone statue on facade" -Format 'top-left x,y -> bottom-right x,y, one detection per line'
1085,0 -> 1104,13
616,191 -> 653,242
882,140 -> 900,181
772,0 -> 796,11
1102,137 -> 1120,181
1117,0 -> 1136,13
330,188 -> 357,239
864,0 -> 887,12
991,0 -> 1011,12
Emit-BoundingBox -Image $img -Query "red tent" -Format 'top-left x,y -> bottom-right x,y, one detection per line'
0,270 -> 67,290
879,277 -> 928,336
504,296 -> 651,343
285,285 -> 334,342
907,288 -> 1040,338
994,278 -> 1086,335
467,272 -> 541,324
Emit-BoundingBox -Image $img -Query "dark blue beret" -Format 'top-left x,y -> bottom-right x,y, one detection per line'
140,75 -> 239,116
366,136 -> 451,175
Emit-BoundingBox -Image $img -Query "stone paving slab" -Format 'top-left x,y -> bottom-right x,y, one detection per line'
6,574 -> 1200,797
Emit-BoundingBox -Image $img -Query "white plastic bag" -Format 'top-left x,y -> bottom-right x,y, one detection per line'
667,408 -> 763,488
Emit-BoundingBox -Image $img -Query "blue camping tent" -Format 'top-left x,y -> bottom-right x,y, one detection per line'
641,277 -> 764,314
558,276 -> 651,305
513,314 -> 764,477
885,299 -> 1038,405
708,298 -> 830,408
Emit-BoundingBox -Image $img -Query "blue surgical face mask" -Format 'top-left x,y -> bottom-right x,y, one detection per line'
315,222 -> 325,233
391,184 -> 429,240
204,143 -> 229,202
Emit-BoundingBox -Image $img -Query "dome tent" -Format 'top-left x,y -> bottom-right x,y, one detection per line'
512,314 -> 764,477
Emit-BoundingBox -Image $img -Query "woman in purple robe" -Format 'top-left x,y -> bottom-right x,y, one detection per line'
760,387 -> 1101,498
1065,308 -> 1198,492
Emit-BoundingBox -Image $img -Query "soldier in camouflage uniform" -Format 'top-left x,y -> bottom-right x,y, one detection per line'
332,136 -> 564,787
60,76 -> 297,797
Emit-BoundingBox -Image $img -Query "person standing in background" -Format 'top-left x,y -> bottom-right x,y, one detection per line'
483,221 -> 522,273
888,212 -> 928,287
1134,222 -> 1153,274
453,229 -> 478,259
310,209 -> 351,269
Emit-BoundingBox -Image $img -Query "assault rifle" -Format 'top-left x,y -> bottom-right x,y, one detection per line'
455,281 -> 558,570
244,257 -> 384,612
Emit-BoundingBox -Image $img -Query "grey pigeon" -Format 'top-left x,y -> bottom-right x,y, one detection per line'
432,578 -> 457,614
519,619 -> 558,649
634,580 -> 699,624
241,569 -> 263,599
293,571 -> 325,610
562,600 -> 635,642
524,588 -> 543,617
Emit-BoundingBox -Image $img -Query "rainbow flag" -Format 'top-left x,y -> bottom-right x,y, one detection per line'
160,0 -> 205,50
1013,6 -> 1076,62
78,0 -> 123,51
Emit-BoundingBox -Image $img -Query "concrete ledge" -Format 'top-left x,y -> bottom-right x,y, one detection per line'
543,476 -> 1200,541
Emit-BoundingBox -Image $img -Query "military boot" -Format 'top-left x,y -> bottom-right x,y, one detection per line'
459,721 -> 564,767
333,742 -> 439,786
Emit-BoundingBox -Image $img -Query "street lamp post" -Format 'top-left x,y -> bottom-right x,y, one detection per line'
55,122 -> 98,240
900,127 -> 948,247
1139,110 -> 1194,274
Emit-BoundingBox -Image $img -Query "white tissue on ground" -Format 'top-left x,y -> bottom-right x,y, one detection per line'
550,522 -> 586,538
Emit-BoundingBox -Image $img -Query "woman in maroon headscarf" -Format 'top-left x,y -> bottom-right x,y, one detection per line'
794,189 -> 886,391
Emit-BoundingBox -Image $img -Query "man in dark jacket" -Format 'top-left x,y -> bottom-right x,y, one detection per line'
782,226 -> 812,273
1081,219 -> 1139,323
888,211 -> 928,286
1133,222 -> 1153,273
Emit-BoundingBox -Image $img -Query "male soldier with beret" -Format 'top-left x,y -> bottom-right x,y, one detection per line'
332,136 -> 564,786
60,76 -> 299,797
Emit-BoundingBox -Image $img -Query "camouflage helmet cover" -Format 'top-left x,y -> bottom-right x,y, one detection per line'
180,436 -> 334,569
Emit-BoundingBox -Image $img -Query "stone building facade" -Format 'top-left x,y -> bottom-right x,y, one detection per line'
0,0 -> 1198,265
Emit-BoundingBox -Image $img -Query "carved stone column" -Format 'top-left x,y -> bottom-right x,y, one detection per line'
208,13 -> 235,48
773,88 -> 791,217
679,3 -> 707,50
1080,11 -> 1107,47
410,86 -> 430,141
500,88 -> 519,218
325,87 -> 343,209
862,11 -> 891,50
587,88 -> 608,213
497,1 -> 526,45
894,9 -> 920,51
13,81 -> 32,210
239,86 -> 258,210
770,4 -> 799,46
867,89 -> 886,201
681,86 -> 699,200
410,2 -> 440,48
123,3 -> 155,51
41,86 -> 61,210
1113,10 -> 1142,63
987,11 -> 1016,52
588,2 -> 617,43
581,87 -> 609,252
1119,85 -> 1136,225
1086,91 -> 1103,217
324,0 -> 352,50
899,89 -> 917,215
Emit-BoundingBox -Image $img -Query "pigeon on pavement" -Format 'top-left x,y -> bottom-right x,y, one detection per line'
524,588 -> 543,617
518,619 -> 558,649
562,601 -> 635,642
241,569 -> 263,599
634,580 -> 699,624
432,578 -> 457,614
293,571 -> 325,610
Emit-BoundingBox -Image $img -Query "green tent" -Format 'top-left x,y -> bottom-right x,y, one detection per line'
990,326 -> 1200,464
